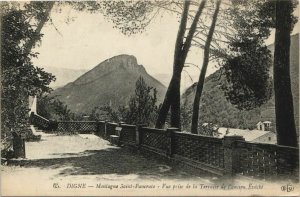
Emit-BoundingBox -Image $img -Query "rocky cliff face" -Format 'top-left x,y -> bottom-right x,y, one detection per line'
51,54 -> 166,113
72,55 -> 146,86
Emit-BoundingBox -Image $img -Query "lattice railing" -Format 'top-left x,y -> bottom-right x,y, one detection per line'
30,113 -> 49,130
173,132 -> 224,169
57,121 -> 97,133
119,124 -> 136,145
236,141 -> 299,179
29,114 -> 299,180
140,127 -> 167,154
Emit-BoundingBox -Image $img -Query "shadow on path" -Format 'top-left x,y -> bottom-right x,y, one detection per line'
9,147 -> 203,181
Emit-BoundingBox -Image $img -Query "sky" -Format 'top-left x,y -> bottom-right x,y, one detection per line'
32,2 -> 300,89
33,6 -> 179,75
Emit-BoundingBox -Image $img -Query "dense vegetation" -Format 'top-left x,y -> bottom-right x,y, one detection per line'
182,34 -> 299,132
1,2 -> 55,154
183,72 -> 262,130
37,95 -> 77,121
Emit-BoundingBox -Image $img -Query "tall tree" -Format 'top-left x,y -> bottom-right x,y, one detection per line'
1,4 -> 55,138
274,0 -> 298,147
155,0 -> 191,129
191,0 -> 221,134
156,0 -> 207,129
125,76 -> 158,125
221,0 -> 273,110
220,0 -> 298,147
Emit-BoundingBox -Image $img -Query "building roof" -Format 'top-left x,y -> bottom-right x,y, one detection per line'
251,132 -> 277,144
217,127 -> 274,142
263,121 -> 272,124
256,121 -> 263,125
256,121 -> 272,125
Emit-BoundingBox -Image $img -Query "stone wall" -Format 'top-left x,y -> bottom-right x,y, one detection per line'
31,118 -> 299,180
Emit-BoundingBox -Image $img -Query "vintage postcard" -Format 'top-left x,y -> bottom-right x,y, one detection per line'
1,0 -> 299,196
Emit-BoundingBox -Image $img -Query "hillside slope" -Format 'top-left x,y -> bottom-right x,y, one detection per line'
44,67 -> 88,89
51,55 -> 166,113
182,33 -> 299,131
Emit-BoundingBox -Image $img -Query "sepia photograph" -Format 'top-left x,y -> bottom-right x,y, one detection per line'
0,0 -> 299,196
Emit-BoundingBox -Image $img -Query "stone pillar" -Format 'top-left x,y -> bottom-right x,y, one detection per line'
116,122 -> 123,139
12,132 -> 26,158
104,120 -> 108,139
136,124 -> 146,148
166,127 -> 178,158
135,125 -> 141,147
48,119 -> 58,131
95,120 -> 100,136
223,135 -> 245,177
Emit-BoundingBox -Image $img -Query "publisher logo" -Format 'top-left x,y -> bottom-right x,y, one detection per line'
281,184 -> 294,192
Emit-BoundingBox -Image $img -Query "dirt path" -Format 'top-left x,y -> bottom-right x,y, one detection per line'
1,129 -> 214,195
2,129 -> 294,196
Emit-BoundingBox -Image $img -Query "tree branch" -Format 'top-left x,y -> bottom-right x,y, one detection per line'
173,0 -> 191,65
23,1 -> 55,56
180,0 -> 206,68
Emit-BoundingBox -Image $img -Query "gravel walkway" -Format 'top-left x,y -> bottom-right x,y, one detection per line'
1,129 -> 214,195
2,128 -> 296,196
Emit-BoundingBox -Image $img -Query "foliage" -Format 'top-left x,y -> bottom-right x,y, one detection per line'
222,45 -> 273,110
89,105 -> 125,123
221,0 -> 273,110
182,71 -> 266,130
181,99 -> 192,132
228,0 -> 275,40
1,3 -> 55,139
124,76 -> 158,125
37,95 -> 74,121
89,77 -> 159,126
198,123 -> 219,137
100,1 -> 161,35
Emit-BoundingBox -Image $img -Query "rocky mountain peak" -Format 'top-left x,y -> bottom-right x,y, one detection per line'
51,54 -> 166,113
73,54 -> 145,86
99,54 -> 145,72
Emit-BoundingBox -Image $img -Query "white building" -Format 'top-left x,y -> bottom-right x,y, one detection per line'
217,127 -> 277,144
257,121 -> 272,131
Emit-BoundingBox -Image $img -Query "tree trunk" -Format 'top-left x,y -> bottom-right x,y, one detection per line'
155,1 -> 190,129
274,0 -> 298,147
12,132 -> 26,158
170,70 -> 182,128
191,0 -> 221,134
156,71 -> 181,128
156,0 -> 206,129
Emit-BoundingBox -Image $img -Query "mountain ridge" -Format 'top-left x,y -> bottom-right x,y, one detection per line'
51,54 -> 166,113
